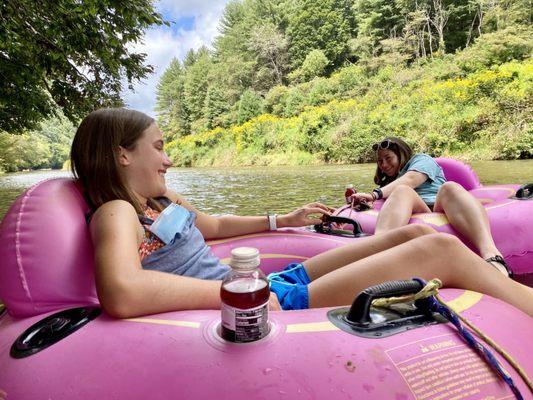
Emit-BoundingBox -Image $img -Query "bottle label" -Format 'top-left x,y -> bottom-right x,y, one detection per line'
221,301 -> 269,343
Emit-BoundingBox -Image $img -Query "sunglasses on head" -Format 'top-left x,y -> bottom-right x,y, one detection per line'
372,140 -> 393,151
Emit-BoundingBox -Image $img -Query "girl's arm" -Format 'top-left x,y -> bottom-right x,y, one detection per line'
165,189 -> 334,240
90,200 -> 222,318
379,170 -> 428,198
353,171 -> 428,202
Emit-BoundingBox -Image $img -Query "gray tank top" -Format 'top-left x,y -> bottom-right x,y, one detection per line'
139,201 -> 230,280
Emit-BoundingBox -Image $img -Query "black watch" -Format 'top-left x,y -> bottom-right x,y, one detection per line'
372,188 -> 383,200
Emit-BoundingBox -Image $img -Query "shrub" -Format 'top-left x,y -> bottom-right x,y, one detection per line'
237,89 -> 264,124
306,77 -> 338,106
334,64 -> 368,97
288,49 -> 329,83
283,88 -> 307,117
457,26 -> 532,72
264,85 -> 289,115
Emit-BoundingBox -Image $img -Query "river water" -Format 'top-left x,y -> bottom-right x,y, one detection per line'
1,160 -> 532,221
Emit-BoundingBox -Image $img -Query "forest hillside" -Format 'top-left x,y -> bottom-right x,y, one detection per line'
156,0 -> 532,166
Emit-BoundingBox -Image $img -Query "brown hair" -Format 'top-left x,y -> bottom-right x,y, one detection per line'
373,137 -> 413,186
71,108 -> 161,214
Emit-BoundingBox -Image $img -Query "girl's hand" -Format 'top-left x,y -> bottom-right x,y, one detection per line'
278,202 -> 334,227
269,292 -> 282,311
350,192 -> 374,204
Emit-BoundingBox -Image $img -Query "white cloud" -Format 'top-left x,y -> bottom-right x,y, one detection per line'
157,0 -> 227,18
121,1 -> 230,117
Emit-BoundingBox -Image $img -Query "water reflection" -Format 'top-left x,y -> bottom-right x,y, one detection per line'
166,164 -> 376,216
1,160 -> 532,221
0,170 -> 71,219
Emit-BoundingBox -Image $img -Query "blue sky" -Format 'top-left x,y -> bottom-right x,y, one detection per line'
121,0 -> 231,117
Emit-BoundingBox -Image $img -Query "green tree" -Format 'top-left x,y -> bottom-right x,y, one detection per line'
204,83 -> 231,129
210,0 -> 291,115
0,131 -> 50,172
402,7 -> 432,59
35,114 -> 76,169
0,111 -> 75,172
352,0 -> 476,59
287,0 -> 356,70
351,0 -> 403,59
183,47 -> 212,132
183,48 -> 199,69
288,50 -> 330,83
264,85 -> 289,115
480,0 -> 532,32
237,89 -> 263,124
0,0 -> 166,133
247,22 -> 290,85
156,58 -> 190,139
214,0 -> 267,94
457,26 -> 532,71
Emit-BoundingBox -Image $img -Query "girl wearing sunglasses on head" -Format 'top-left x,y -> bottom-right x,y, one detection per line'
350,137 -> 512,277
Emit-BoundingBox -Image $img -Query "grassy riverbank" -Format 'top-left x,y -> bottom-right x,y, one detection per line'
167,31 -> 532,167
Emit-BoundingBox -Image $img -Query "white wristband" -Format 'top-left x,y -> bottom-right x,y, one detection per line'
268,213 -> 278,231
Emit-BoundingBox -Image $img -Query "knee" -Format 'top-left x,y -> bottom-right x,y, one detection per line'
420,233 -> 462,255
407,234 -> 464,281
388,184 -> 418,201
438,181 -> 466,200
397,224 -> 436,240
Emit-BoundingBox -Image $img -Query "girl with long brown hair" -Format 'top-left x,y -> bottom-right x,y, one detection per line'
351,137 -> 511,276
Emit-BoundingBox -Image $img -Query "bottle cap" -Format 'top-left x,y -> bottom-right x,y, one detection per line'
230,247 -> 260,270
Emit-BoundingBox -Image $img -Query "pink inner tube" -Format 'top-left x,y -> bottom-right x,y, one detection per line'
0,178 -> 98,317
0,175 -> 531,399
434,157 -> 481,191
1,290 -> 531,400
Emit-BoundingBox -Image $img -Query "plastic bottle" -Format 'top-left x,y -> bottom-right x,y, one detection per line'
220,247 -> 270,343
345,184 -> 356,204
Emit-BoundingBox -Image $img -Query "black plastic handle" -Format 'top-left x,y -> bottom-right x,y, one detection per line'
11,306 -> 101,358
346,280 -> 423,324
514,183 -> 533,200
314,215 -> 365,237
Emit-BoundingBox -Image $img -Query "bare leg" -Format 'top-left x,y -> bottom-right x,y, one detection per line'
375,185 -> 431,234
304,224 -> 436,280
307,233 -> 533,316
434,182 -> 500,260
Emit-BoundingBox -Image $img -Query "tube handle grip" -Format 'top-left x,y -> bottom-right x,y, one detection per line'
314,215 -> 365,237
515,183 -> 533,200
346,280 -> 423,324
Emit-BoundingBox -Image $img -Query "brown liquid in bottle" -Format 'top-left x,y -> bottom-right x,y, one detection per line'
221,279 -> 270,308
220,278 -> 270,342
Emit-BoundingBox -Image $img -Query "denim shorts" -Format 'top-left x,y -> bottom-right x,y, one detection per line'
268,263 -> 311,310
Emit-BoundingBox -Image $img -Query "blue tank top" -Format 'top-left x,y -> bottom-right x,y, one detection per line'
398,154 -> 446,204
139,200 -> 230,280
